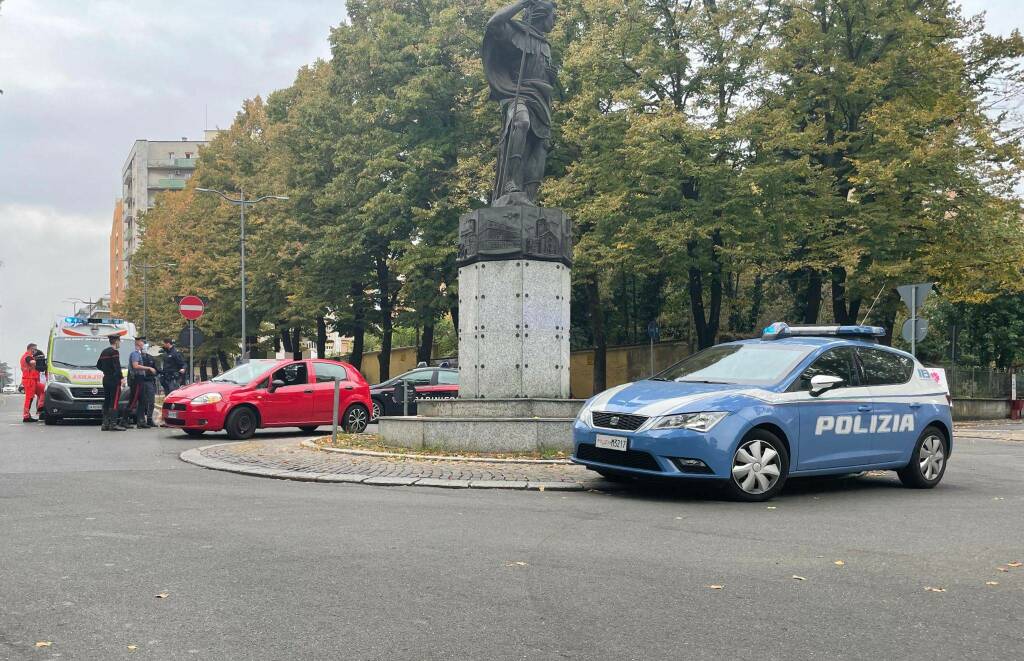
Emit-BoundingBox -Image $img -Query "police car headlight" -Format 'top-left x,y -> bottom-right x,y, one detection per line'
653,411 -> 728,432
51,374 -> 71,384
575,399 -> 596,426
190,392 -> 223,405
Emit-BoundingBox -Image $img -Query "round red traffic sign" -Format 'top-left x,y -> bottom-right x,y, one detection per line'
178,295 -> 205,321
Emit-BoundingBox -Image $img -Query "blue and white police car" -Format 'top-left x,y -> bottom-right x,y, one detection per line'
572,323 -> 952,501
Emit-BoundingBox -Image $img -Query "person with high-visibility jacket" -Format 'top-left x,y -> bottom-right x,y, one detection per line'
20,342 -> 40,422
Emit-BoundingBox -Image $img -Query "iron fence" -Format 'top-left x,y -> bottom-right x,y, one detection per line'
941,365 -> 1014,400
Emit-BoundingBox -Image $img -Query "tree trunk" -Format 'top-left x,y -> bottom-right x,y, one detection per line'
291,327 -> 302,360
218,351 -> 230,372
280,327 -> 293,355
746,274 -> 764,332
789,268 -> 822,324
376,258 -> 394,382
209,359 -> 219,378
348,282 -> 366,369
586,279 -> 607,394
316,315 -> 327,358
687,236 -> 723,349
831,267 -> 862,324
417,321 -> 434,365
199,359 -> 208,382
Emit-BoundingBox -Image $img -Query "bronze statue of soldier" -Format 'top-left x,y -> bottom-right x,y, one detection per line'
483,0 -> 558,207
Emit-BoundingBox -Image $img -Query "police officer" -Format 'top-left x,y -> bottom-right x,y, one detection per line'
160,338 -> 186,395
96,334 -> 126,432
128,337 -> 157,429
140,343 -> 158,427
20,342 -> 40,422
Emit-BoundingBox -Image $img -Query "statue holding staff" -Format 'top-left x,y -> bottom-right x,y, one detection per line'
483,0 -> 558,206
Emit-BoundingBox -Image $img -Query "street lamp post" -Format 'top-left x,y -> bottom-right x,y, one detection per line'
195,187 -> 288,361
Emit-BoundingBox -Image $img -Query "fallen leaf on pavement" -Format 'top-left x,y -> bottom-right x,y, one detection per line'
766,506 -> 777,510
128,645 -> 138,651
505,561 -> 528,567
155,592 -> 169,599
706,584 -> 724,590
1007,561 -> 1023,568
997,566 -> 1009,572
993,497 -> 1004,501
792,575 -> 806,581
833,560 -> 845,567
35,642 -> 52,648
538,486 -> 545,492
924,586 -> 947,593
986,581 -> 999,586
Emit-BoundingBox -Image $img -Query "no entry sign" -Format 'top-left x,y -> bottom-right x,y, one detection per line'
178,295 -> 205,321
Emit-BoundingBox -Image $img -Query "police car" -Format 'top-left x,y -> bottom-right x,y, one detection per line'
572,323 -> 952,501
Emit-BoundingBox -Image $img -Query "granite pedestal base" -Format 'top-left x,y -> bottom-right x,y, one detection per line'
378,399 -> 584,453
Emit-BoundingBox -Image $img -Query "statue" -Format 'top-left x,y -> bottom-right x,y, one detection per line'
483,0 -> 558,207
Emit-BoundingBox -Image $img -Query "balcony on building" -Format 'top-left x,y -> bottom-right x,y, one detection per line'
149,157 -> 198,169
153,178 -> 187,190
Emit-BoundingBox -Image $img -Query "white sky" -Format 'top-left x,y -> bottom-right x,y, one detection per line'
0,0 -> 1020,372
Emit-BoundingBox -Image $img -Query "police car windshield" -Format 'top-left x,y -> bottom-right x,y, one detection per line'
52,338 -> 131,369
211,359 -> 278,384
655,344 -> 812,386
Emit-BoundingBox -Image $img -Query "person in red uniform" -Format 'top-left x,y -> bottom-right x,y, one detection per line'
33,349 -> 47,421
20,342 -> 40,422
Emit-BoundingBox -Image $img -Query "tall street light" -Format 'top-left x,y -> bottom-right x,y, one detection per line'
195,187 -> 288,361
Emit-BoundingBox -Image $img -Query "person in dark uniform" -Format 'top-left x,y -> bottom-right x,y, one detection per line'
139,344 -> 158,427
33,349 -> 47,421
96,334 -> 126,432
128,337 -> 157,429
159,338 -> 186,395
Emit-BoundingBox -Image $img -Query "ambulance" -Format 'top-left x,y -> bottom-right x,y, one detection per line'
42,316 -> 135,424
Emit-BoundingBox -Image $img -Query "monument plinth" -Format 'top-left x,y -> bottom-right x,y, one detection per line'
457,206 -> 571,399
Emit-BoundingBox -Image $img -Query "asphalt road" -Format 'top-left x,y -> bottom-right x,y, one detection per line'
1,393 -> 1023,660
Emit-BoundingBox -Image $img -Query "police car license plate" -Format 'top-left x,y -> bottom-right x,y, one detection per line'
595,434 -> 628,451
87,404 -> 102,411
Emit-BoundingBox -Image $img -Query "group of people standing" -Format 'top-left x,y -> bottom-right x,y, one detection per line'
18,335 -> 186,430
96,335 -> 186,432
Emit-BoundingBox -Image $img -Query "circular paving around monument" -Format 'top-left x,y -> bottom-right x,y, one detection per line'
180,438 -> 613,490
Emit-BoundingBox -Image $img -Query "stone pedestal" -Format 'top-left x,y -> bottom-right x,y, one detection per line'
456,205 -> 571,399
378,205 -> 577,453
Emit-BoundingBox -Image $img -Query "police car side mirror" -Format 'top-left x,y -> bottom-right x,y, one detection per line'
809,374 -> 844,397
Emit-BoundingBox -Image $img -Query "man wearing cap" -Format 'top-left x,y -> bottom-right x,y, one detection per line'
20,342 -> 40,422
96,334 -> 126,431
128,337 -> 157,429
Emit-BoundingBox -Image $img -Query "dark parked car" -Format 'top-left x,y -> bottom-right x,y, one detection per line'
370,367 -> 458,420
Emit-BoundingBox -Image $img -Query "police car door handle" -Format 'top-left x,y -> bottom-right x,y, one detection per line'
857,405 -> 871,412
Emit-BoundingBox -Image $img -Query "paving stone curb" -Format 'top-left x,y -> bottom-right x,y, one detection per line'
179,442 -> 592,491
301,438 -> 571,464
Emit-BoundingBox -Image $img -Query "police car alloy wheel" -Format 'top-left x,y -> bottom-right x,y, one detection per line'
370,399 -> 381,422
898,426 -> 948,489
726,431 -> 789,501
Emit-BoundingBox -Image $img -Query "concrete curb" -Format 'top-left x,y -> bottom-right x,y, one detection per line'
301,438 -> 571,465
179,442 -> 585,491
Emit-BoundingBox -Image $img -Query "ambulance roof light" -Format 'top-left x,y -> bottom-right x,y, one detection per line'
761,322 -> 886,341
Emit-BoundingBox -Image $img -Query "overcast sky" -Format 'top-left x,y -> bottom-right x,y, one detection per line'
0,1 -> 1020,373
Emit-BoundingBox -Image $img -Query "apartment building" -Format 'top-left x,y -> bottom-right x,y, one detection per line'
111,130 -> 221,297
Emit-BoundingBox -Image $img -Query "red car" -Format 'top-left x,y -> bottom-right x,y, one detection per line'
162,358 -> 371,439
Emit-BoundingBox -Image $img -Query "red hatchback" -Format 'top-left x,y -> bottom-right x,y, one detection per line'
162,358 -> 371,439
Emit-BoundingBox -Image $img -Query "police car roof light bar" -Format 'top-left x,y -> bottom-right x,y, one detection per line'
762,322 -> 885,341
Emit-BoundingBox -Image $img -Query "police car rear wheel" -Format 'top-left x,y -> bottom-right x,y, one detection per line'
898,426 -> 947,489
727,431 -> 789,501
370,399 -> 382,422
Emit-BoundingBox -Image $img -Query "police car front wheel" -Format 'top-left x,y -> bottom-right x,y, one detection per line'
898,426 -> 948,489
726,430 -> 790,502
